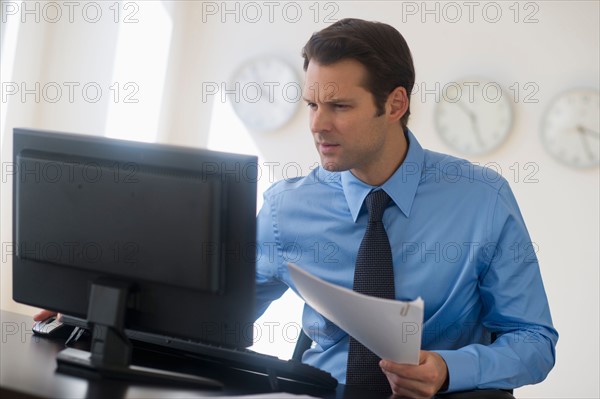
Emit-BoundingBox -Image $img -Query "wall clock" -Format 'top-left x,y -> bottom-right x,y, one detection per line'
540,88 -> 599,168
230,56 -> 300,132
434,78 -> 513,156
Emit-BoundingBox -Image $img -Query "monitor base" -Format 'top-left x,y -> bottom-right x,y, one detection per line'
57,347 -> 223,389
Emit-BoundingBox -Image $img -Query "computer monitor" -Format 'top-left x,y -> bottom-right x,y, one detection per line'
12,128 -> 257,387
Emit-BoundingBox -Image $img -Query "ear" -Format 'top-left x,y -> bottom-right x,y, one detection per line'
386,86 -> 409,123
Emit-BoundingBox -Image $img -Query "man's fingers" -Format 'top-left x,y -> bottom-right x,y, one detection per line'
382,367 -> 435,398
32,309 -> 57,322
379,353 -> 448,398
380,359 -> 422,381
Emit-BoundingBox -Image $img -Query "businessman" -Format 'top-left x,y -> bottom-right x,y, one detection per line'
36,18 -> 557,398
252,18 -> 557,397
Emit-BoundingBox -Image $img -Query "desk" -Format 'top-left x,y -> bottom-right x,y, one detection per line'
1,311 -> 513,399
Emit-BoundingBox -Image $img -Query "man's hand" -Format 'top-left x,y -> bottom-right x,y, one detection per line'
379,350 -> 449,398
33,309 -> 59,322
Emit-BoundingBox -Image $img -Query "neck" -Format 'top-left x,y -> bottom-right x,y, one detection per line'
351,129 -> 409,186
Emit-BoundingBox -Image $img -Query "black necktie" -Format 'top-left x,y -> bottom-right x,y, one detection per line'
346,189 -> 394,392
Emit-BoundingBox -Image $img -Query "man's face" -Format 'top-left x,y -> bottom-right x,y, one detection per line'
302,59 -> 398,182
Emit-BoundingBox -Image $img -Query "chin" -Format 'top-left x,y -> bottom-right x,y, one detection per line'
320,161 -> 345,172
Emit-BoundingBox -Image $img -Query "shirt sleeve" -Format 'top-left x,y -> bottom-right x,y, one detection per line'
254,189 -> 289,320
435,181 -> 558,392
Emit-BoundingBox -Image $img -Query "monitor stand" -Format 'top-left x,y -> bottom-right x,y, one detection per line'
56,280 -> 223,389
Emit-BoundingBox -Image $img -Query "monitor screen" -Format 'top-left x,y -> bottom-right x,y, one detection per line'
12,128 -> 257,385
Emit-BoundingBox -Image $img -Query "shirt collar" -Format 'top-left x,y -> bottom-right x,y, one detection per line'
341,129 -> 424,222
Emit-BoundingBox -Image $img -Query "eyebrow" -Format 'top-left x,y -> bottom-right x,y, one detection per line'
325,98 -> 353,103
301,97 -> 354,103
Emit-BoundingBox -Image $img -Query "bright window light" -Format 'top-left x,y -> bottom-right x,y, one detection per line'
206,98 -> 269,210
105,1 -> 172,142
1,8 -> 21,140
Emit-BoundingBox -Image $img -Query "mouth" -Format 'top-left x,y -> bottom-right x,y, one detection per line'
317,143 -> 340,155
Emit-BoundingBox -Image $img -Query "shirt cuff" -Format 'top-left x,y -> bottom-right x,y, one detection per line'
434,349 -> 479,392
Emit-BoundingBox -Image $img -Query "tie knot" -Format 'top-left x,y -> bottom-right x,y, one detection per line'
365,190 -> 391,222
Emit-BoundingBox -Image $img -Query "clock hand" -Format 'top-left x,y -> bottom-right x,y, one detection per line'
455,99 -> 475,119
247,66 -> 272,101
575,127 -> 597,161
455,100 -> 485,148
470,115 -> 485,149
576,125 -> 600,139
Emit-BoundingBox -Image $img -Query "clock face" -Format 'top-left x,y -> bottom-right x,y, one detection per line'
541,88 -> 600,168
434,78 -> 513,156
230,57 -> 300,132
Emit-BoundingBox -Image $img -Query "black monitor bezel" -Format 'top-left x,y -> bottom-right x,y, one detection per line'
12,128 -> 257,349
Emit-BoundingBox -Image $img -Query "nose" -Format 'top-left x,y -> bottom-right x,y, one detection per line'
310,107 -> 331,133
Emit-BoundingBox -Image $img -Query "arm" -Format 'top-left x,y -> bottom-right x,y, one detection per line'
379,182 -> 557,396
435,182 -> 558,391
254,191 -> 289,319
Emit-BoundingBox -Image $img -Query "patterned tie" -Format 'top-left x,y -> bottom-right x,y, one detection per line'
346,189 -> 394,392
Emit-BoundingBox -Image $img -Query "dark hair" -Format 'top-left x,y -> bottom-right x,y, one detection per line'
302,18 -> 415,131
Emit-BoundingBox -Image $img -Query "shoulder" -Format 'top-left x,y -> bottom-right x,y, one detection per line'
263,166 -> 342,202
421,149 -> 508,193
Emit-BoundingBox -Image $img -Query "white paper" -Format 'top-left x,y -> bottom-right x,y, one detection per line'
288,262 -> 423,365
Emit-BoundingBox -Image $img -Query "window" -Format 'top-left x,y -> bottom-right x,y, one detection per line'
104,1 -> 172,143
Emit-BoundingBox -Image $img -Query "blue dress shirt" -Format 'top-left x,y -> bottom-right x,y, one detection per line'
255,130 -> 558,392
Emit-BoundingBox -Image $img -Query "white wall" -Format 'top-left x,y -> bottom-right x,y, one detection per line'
1,1 -> 598,398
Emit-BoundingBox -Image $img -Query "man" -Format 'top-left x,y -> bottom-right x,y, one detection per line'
253,18 -> 557,397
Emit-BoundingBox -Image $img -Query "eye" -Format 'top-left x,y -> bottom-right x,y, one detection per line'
306,102 -> 317,110
333,104 -> 350,110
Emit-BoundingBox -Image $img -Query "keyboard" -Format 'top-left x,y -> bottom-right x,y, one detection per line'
127,329 -> 338,391
61,315 -> 337,391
